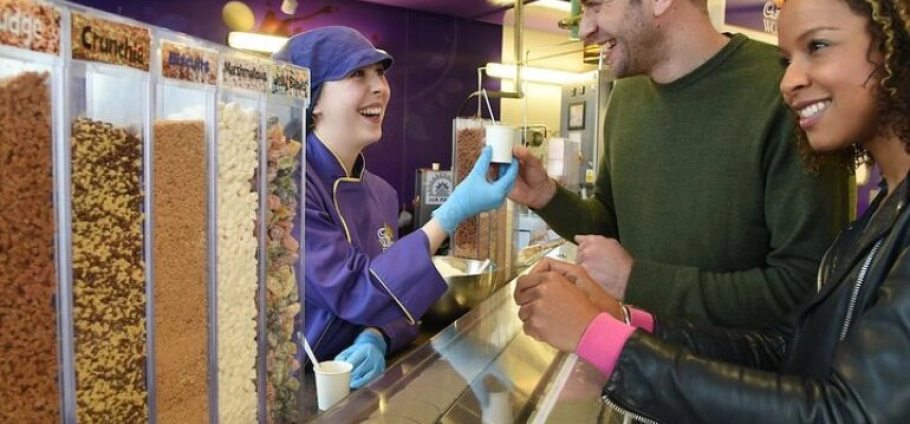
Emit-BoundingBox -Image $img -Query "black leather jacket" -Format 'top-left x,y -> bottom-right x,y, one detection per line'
603,177 -> 910,423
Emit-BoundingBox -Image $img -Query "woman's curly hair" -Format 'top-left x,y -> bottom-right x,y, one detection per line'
796,0 -> 910,171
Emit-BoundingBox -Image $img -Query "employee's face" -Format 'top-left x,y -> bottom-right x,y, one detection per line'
579,0 -> 660,78
314,62 -> 391,148
778,0 -> 881,152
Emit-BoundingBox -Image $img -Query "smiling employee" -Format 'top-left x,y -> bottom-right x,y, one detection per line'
273,26 -> 518,389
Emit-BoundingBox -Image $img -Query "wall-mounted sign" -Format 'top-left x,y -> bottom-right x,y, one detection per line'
423,170 -> 452,205
725,0 -> 783,35
568,101 -> 586,131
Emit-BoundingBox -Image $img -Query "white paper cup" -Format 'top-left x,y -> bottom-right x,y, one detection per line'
315,360 -> 353,411
485,124 -> 515,164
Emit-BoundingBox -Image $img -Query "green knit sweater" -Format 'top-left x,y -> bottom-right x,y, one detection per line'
536,34 -> 852,327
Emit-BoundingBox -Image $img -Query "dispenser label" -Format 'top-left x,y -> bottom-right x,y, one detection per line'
72,12 -> 150,71
270,65 -> 309,101
161,41 -> 216,85
0,0 -> 60,54
221,56 -> 268,92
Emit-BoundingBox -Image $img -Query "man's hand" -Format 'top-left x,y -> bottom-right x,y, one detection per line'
508,147 -> 557,209
574,235 -> 635,300
514,261 -> 604,352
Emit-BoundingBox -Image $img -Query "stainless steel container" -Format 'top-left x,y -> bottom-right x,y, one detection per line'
423,256 -> 507,327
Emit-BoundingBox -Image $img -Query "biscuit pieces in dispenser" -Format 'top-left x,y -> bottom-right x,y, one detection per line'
152,32 -> 220,422
152,119 -> 209,423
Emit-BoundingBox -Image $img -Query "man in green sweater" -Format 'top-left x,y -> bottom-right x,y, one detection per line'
509,0 -> 851,327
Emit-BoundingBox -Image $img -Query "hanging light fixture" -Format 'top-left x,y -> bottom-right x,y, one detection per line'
227,32 -> 289,54
485,62 -> 596,85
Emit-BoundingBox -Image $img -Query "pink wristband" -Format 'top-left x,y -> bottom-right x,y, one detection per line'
628,307 -> 655,333
576,312 -> 636,377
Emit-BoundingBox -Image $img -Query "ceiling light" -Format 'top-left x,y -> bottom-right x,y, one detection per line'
485,62 -> 595,85
227,32 -> 289,54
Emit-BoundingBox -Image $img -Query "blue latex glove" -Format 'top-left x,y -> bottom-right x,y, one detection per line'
433,146 -> 519,234
334,329 -> 387,389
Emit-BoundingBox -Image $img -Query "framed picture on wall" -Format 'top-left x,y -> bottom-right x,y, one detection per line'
568,101 -> 585,130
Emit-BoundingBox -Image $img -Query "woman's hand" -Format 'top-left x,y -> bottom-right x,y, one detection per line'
514,259 -> 621,352
432,146 -> 519,234
334,328 -> 387,389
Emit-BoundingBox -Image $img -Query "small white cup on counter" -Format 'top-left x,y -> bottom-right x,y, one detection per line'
485,124 -> 516,164
483,388 -> 513,424
314,360 -> 353,410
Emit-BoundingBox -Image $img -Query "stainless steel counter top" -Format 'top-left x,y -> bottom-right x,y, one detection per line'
306,243 -> 622,423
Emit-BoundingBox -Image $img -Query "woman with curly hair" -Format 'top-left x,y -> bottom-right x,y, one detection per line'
513,0 -> 910,421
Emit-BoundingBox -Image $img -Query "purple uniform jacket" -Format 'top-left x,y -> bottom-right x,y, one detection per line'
302,133 -> 446,364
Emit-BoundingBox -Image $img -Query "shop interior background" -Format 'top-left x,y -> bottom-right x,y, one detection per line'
67,0 -> 880,214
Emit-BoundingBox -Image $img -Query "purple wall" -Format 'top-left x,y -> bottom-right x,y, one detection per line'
70,0 -> 502,206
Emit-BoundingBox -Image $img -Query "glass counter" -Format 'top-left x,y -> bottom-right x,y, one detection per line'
304,243 -> 626,423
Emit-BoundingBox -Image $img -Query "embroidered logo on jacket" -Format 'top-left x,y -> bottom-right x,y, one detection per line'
377,223 -> 395,251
